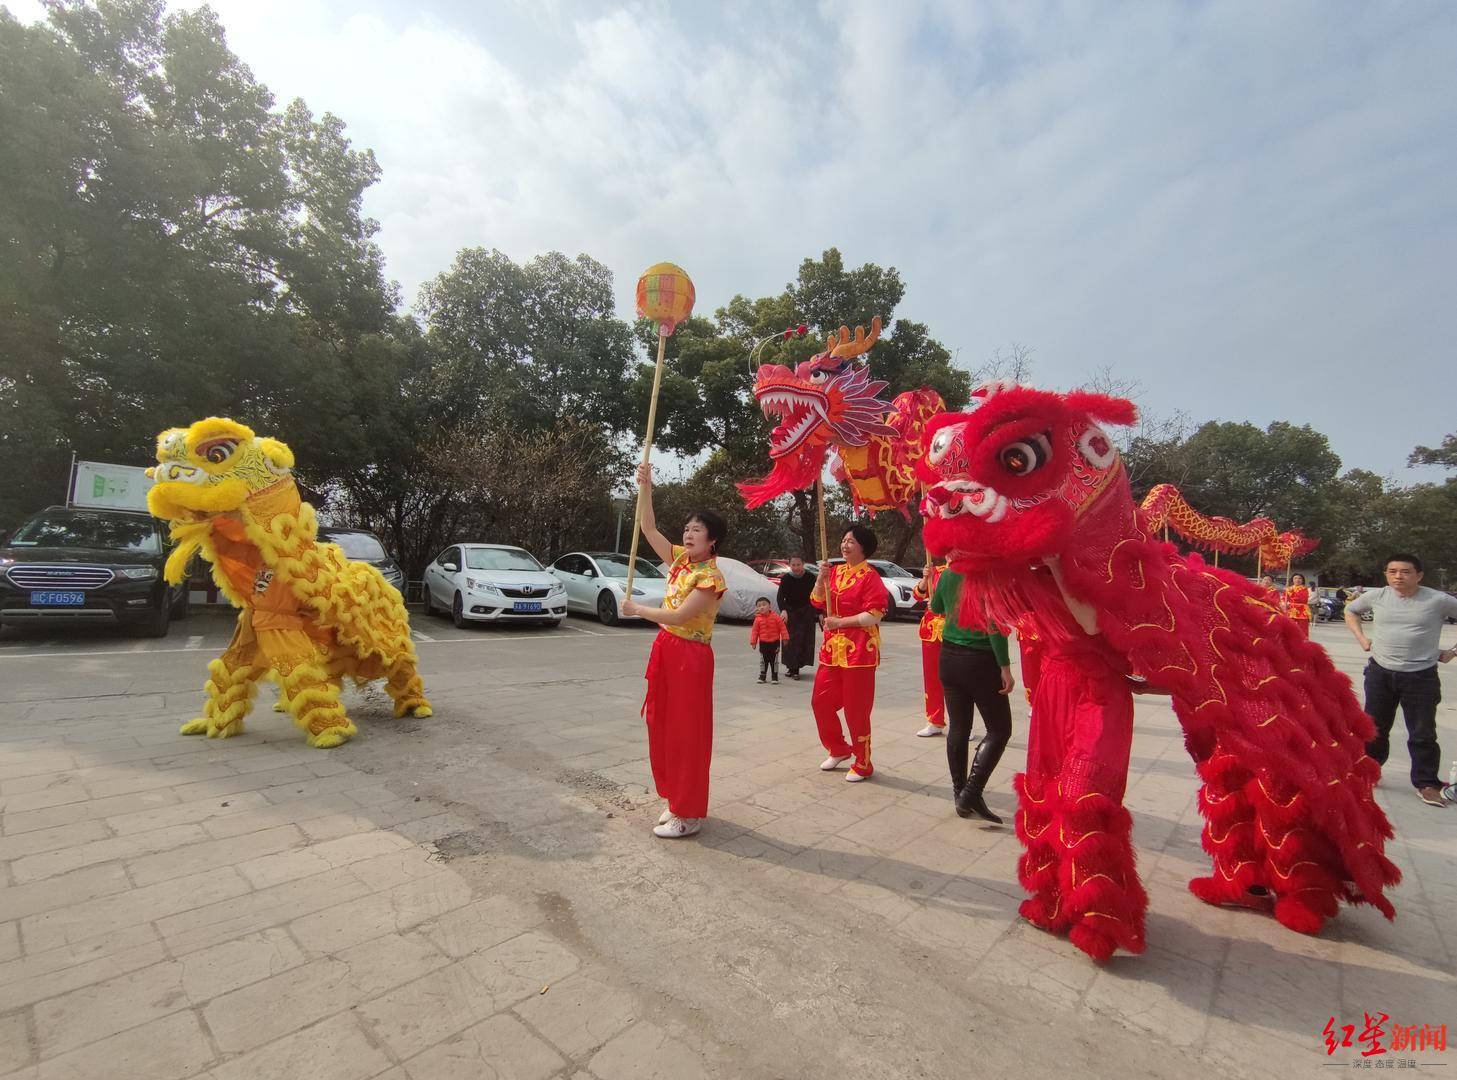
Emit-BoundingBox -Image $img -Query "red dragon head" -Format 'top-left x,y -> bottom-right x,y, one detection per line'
738,317 -> 897,507
919,382 -> 1139,572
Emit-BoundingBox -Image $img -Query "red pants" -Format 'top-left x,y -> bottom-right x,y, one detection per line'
812,665 -> 876,776
1016,639 -> 1145,960
642,630 -> 714,818
921,639 -> 945,727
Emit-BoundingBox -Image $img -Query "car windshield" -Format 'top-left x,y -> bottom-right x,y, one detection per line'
594,555 -> 664,579
324,532 -> 387,561
9,511 -> 160,554
465,548 -> 542,571
874,562 -> 914,578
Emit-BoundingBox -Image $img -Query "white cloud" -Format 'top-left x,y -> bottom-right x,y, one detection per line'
8,0 -> 1456,479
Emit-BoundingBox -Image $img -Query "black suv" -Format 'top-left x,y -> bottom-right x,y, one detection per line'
0,507 -> 188,637
317,527 -> 406,594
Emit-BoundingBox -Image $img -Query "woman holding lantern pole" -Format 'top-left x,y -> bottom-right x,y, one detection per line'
621,261 -> 721,838
622,462 -> 727,838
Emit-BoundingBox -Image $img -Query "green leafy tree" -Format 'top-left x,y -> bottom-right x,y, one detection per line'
416,248 -> 638,435
0,0 -> 400,528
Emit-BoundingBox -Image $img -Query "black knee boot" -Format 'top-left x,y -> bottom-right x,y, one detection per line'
956,737 -> 1007,823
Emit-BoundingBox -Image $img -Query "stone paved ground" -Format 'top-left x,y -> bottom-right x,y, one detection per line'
0,612 -> 1453,1079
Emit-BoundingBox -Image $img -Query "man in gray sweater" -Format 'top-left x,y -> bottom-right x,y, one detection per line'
1345,553 -> 1457,807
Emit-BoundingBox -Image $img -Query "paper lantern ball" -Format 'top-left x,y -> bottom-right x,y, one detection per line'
636,263 -> 695,337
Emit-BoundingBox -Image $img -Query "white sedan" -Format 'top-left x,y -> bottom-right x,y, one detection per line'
549,551 -> 667,625
422,544 -> 567,628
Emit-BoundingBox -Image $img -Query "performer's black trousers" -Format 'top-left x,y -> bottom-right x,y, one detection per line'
939,641 -> 1012,790
1364,660 -> 1443,789
758,642 -> 780,681
782,607 -> 816,674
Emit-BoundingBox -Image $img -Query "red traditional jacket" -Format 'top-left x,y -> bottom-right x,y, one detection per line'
1284,585 -> 1311,622
812,561 -> 891,669
913,564 -> 945,643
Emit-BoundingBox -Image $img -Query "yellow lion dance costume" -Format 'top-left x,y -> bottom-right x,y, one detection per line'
147,418 -> 431,748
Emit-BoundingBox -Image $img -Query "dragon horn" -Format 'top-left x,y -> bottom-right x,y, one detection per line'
828,315 -> 882,360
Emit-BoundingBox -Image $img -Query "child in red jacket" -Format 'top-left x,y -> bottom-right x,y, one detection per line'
750,597 -> 789,684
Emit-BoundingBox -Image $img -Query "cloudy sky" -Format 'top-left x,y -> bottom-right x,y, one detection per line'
9,0 -> 1456,479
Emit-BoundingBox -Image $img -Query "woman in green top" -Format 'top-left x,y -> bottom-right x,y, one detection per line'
930,567 -> 1015,822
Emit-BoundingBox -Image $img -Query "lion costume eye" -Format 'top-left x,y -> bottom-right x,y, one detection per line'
927,426 -> 957,467
199,439 -> 239,465
997,433 -> 1052,476
808,368 -> 829,384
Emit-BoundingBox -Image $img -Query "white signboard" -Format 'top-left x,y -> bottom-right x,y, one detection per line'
70,460 -> 153,513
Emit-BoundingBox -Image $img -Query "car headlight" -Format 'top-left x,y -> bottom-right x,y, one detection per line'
901,587 -> 915,601
631,587 -> 646,597
120,567 -> 158,581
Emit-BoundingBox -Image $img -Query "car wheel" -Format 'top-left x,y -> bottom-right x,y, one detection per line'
422,586 -> 437,617
452,592 -> 469,630
170,587 -> 190,620
139,604 -> 171,638
597,591 -> 620,626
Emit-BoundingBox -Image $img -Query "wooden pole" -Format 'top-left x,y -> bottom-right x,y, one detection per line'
624,331 -> 670,596
815,476 -> 829,563
1256,550 -> 1262,579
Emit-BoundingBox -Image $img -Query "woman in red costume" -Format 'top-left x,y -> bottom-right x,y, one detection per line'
622,462 -> 728,839
1284,573 -> 1312,637
913,562 -> 947,738
811,524 -> 890,781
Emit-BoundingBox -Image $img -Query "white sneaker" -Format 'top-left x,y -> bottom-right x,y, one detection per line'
653,815 -> 701,838
820,755 -> 852,771
658,807 -> 673,825
916,724 -> 945,738
845,769 -> 870,783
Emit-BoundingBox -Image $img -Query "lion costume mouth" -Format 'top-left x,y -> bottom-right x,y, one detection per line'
147,477 -> 251,523
922,479 -> 1010,523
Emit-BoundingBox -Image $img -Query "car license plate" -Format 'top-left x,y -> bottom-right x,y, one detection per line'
513,601 -> 543,613
30,591 -> 85,606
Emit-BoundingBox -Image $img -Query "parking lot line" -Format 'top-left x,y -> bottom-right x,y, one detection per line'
560,622 -> 604,636
410,629 -> 437,642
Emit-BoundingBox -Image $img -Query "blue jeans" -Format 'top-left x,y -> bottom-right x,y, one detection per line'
1363,660 -> 1442,789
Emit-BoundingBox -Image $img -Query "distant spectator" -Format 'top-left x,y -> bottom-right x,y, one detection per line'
1345,554 -> 1457,808
777,555 -> 817,680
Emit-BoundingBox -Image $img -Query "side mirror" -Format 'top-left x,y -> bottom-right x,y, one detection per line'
584,568 -> 597,578
443,563 -> 459,573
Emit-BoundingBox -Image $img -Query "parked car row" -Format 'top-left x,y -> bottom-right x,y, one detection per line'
0,499 -> 925,640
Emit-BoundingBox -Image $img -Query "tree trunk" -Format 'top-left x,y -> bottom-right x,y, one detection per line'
792,489 -> 817,559
889,513 -> 921,568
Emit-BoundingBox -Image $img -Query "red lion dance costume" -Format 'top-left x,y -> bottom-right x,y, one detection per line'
918,382 -> 1399,961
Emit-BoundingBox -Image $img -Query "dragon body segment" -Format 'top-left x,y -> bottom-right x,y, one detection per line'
148,417 -> 431,748
918,383 -> 1397,960
1139,483 -> 1318,567
738,317 -> 945,517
